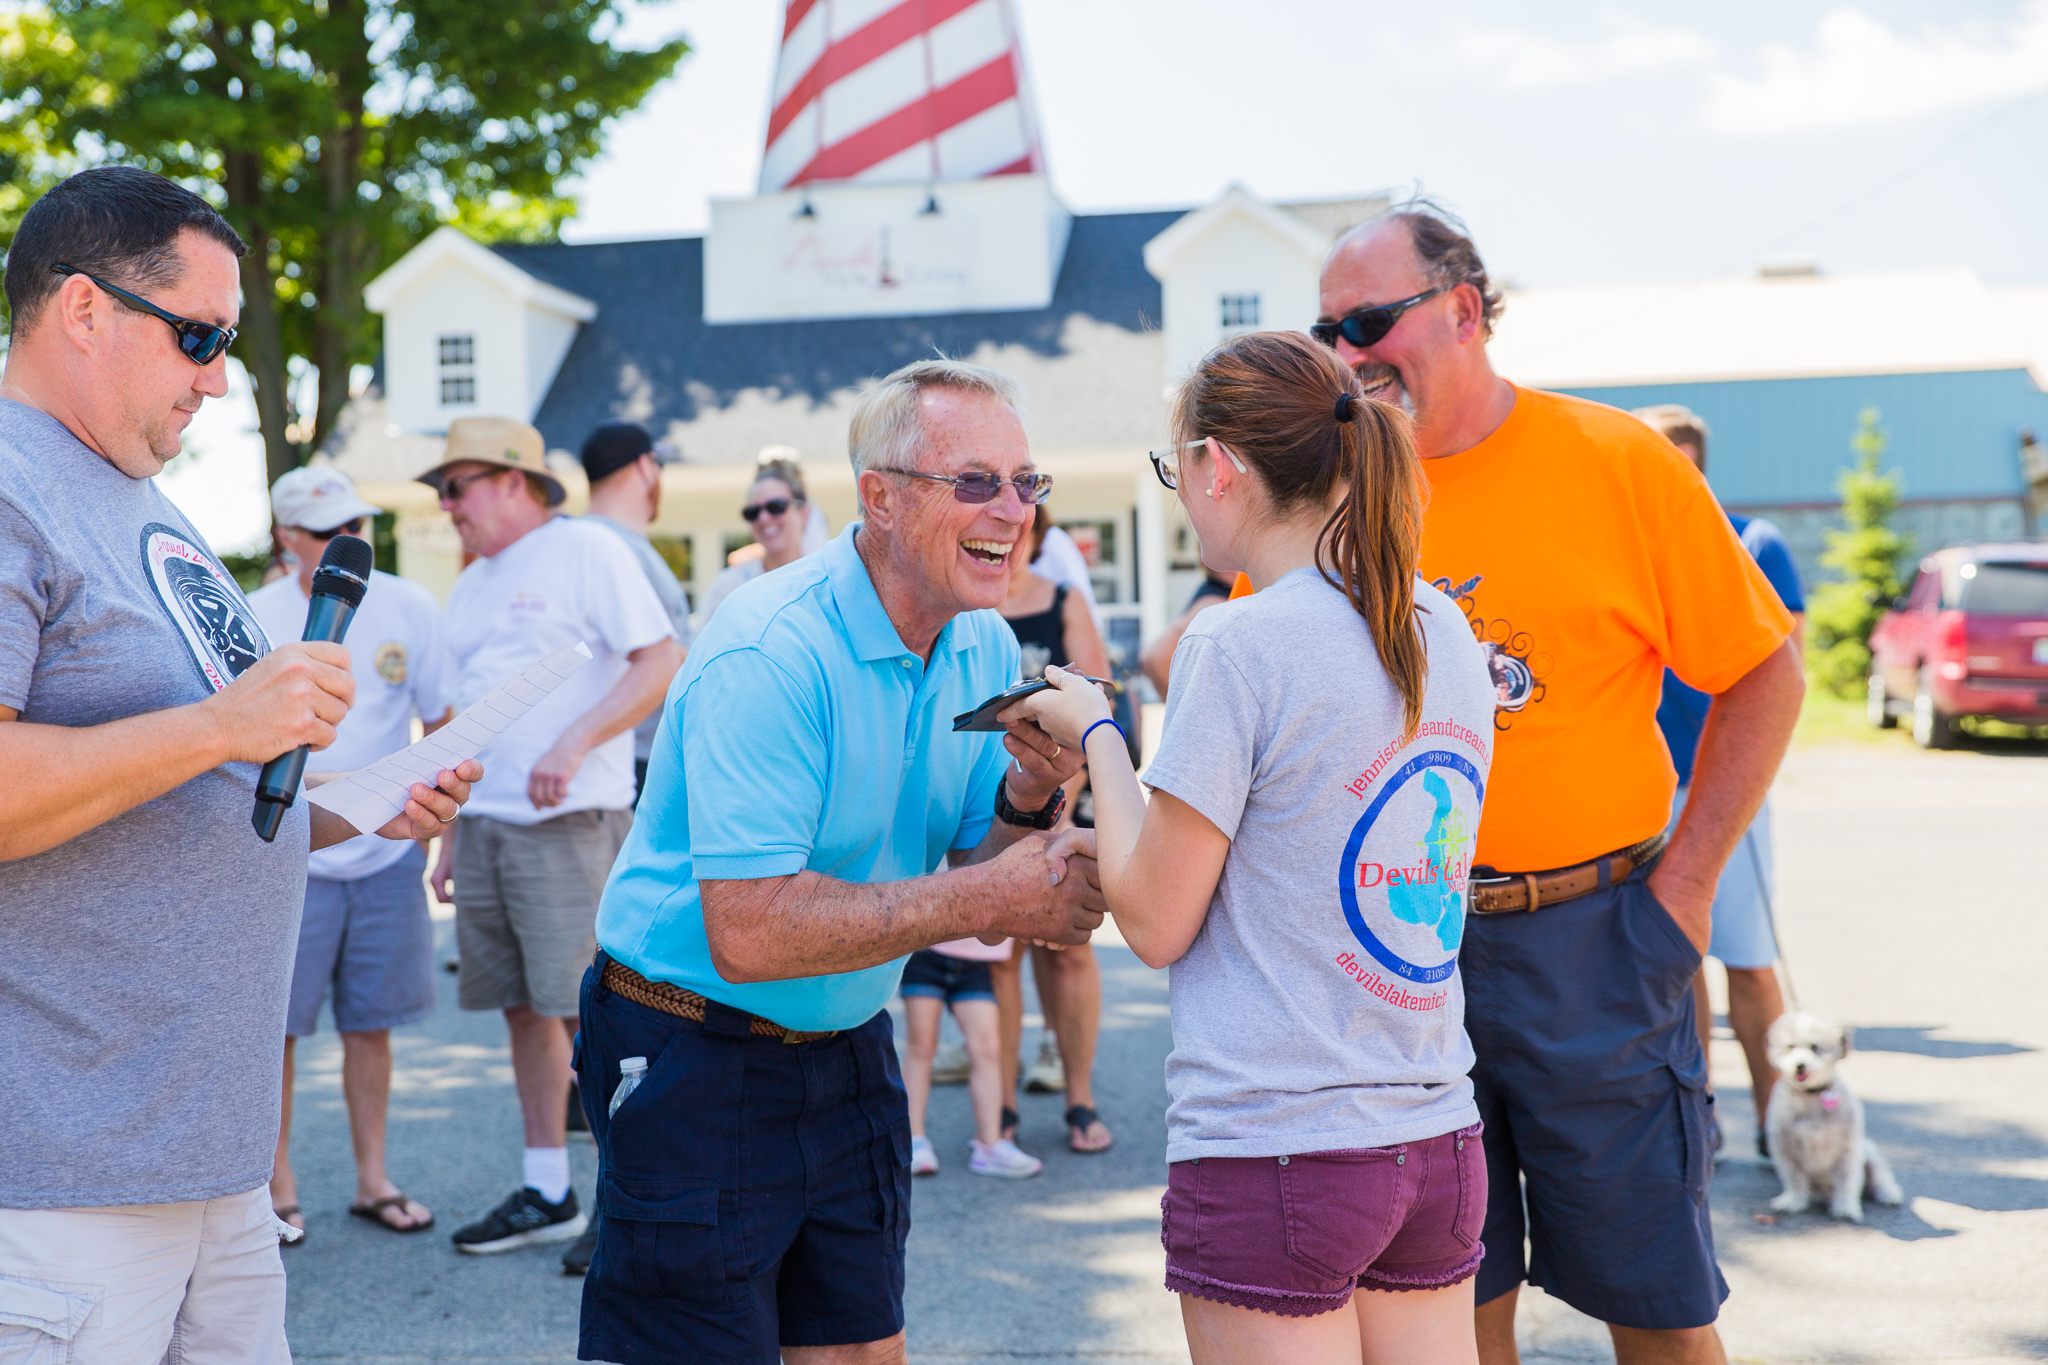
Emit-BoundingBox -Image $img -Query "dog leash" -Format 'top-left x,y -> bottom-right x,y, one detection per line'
1743,823 -> 1800,1010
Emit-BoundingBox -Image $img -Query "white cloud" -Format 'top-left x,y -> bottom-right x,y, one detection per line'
1452,19 -> 1717,91
1700,3 -> 2048,136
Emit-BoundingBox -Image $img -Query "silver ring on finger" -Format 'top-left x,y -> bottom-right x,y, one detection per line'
439,812 -> 456,824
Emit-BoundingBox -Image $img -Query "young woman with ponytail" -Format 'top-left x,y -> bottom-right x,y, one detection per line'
1012,331 -> 1497,1363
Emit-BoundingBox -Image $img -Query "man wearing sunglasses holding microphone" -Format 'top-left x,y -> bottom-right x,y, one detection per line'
0,166 -> 478,1359
576,358 -> 1105,1365
1315,204 -> 1804,1364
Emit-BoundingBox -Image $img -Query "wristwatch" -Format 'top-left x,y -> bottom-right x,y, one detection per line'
994,779 -> 1066,830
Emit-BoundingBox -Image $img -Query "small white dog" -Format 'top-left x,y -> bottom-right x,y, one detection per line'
1764,1011 -> 1904,1222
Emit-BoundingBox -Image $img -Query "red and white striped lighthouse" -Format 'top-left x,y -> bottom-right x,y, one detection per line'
760,0 -> 1045,192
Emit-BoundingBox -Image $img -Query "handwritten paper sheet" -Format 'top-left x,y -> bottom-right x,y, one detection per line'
307,641 -> 592,834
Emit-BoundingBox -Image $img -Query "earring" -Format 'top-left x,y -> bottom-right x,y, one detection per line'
1205,486 -> 1216,499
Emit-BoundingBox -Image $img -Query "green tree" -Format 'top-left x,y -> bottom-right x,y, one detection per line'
1807,408 -> 1912,696
0,0 -> 685,484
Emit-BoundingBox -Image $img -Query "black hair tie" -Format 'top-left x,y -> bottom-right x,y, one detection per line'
1334,392 -> 1357,423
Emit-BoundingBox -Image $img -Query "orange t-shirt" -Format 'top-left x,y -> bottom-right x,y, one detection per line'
1418,387 -> 1792,872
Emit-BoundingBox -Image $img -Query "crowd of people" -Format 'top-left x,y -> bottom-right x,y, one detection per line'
0,164 -> 1810,1365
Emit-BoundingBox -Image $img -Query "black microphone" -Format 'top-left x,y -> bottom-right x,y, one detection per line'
252,534 -> 373,842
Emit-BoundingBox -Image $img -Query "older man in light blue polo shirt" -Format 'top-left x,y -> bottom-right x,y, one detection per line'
577,359 -> 1103,1364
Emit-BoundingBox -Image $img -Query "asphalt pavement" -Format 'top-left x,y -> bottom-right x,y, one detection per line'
279,732 -> 2048,1363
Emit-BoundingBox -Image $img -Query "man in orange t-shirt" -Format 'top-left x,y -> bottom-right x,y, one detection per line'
1318,206 -> 1802,1365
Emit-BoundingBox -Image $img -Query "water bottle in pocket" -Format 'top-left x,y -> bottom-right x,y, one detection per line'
608,1055 -> 648,1118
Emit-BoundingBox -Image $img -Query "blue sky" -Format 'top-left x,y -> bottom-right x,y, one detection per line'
569,0 -> 2048,286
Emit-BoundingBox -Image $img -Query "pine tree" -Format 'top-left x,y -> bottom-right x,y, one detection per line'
1807,408 -> 1912,696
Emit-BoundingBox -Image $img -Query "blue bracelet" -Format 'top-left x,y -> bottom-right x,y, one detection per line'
1081,717 -> 1126,753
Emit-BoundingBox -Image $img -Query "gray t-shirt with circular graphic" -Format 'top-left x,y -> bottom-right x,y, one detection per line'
0,398 -> 310,1208
1144,568 -> 1494,1161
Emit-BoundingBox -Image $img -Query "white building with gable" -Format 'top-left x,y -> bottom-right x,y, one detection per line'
328,0 -> 1388,652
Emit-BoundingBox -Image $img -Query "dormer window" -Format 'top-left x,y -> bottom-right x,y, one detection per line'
439,333 -> 476,406
1219,294 -> 1260,330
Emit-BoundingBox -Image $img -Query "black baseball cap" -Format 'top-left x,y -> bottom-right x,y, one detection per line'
580,421 -> 678,483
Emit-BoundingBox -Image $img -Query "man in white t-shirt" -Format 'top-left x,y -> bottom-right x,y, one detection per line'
417,418 -> 683,1257
248,467 -> 456,1240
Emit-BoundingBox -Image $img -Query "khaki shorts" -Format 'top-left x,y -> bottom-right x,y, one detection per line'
454,810 -> 632,1018
0,1186 -> 287,1363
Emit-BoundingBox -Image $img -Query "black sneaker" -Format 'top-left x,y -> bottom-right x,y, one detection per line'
567,1080 -> 589,1136
451,1187 -> 586,1255
562,1214 -> 600,1276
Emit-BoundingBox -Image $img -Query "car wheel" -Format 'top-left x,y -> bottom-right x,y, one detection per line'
1867,672 -> 1897,729
1913,670 -> 1958,750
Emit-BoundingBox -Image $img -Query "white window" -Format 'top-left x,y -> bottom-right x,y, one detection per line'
438,333 -> 476,406
1218,294 -> 1260,330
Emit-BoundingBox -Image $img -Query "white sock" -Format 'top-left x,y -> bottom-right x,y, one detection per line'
523,1147 -> 571,1204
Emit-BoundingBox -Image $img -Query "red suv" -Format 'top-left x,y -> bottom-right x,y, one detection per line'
1868,543 -> 2048,748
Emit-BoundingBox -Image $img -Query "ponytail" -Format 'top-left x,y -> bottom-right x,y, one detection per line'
1171,331 -> 1430,738
1320,379 -> 1428,739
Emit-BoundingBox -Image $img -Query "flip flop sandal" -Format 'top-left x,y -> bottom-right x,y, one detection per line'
272,1205 -> 305,1246
1065,1105 -> 1113,1154
349,1191 -> 435,1233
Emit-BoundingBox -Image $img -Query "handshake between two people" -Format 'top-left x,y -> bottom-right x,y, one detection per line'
974,664 -> 1129,951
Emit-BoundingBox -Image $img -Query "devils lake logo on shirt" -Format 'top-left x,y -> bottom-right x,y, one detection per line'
1334,729 -> 1487,1010
140,522 -> 268,693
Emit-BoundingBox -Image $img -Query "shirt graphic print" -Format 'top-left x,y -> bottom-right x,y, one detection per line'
1431,572 -> 1546,726
1338,723 -> 1487,1007
141,521 -> 269,691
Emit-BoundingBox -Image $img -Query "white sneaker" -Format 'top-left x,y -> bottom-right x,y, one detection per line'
1023,1037 -> 1065,1093
969,1138 -> 1043,1179
929,1045 -> 971,1085
910,1135 -> 939,1175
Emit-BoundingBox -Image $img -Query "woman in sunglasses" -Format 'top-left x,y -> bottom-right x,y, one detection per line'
1013,331 -> 1496,1364
697,457 -> 811,625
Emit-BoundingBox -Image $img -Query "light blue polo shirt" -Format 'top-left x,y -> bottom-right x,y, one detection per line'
595,524 -> 1019,1032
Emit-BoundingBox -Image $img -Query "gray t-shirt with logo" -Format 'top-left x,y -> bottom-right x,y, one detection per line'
1143,568 -> 1495,1161
584,513 -> 693,761
0,399 -> 310,1208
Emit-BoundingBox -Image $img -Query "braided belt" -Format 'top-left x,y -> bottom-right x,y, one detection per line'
600,958 -> 840,1044
1468,832 -> 1668,915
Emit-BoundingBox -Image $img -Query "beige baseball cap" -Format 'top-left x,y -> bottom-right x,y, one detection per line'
415,416 -> 566,507
270,466 -> 384,532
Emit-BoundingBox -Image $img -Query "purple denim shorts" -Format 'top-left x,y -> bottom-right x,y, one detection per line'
1162,1123 -> 1485,1317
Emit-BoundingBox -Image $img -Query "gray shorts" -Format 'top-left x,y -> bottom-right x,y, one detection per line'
453,810 -> 632,1018
287,844 -> 435,1037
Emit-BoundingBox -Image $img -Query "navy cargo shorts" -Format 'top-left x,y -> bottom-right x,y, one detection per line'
1462,857 -> 1728,1331
575,953 -> 913,1365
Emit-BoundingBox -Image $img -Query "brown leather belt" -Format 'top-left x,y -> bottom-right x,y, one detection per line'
600,957 -> 840,1044
1468,833 -> 1667,915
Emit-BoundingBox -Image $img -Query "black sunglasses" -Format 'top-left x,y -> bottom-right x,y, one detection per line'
884,469 -> 1054,505
741,497 -> 801,522
50,263 -> 238,364
305,518 -> 366,540
1309,287 -> 1444,351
